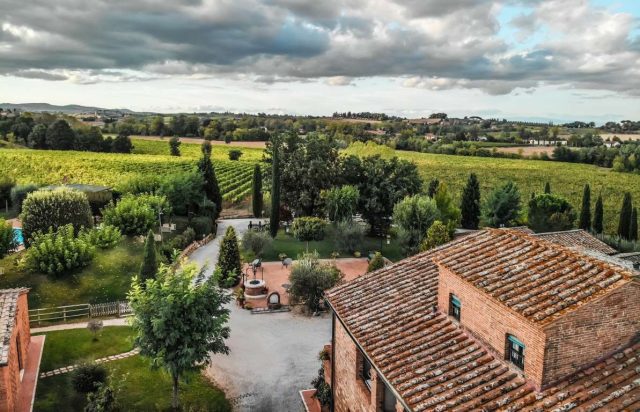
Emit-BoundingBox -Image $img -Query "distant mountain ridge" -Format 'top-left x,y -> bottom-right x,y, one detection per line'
0,102 -> 135,114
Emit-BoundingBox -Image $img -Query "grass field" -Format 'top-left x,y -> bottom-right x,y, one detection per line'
345,142 -> 640,234
0,238 -> 143,309
34,327 -> 231,412
35,326 -> 135,371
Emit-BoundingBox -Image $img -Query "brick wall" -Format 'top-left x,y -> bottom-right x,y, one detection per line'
543,282 -> 640,386
333,316 -> 387,412
436,265 -> 548,389
0,292 -> 31,412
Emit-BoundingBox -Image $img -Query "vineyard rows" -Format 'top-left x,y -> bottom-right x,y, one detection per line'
0,149 -> 259,204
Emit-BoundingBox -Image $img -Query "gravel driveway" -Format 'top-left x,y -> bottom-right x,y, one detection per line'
205,305 -> 331,411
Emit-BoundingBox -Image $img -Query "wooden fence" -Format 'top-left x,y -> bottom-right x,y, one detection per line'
29,301 -> 132,326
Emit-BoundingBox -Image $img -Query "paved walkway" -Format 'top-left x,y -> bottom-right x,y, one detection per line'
205,305 -> 331,411
39,348 -> 140,379
32,317 -> 129,334
189,218 -> 265,283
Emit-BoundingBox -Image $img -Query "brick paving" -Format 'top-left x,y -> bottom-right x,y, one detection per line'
39,348 -> 140,379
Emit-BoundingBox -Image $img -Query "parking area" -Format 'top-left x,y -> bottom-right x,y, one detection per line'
205,305 -> 331,411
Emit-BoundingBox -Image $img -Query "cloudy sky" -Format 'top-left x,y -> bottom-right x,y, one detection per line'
1,0 -> 639,122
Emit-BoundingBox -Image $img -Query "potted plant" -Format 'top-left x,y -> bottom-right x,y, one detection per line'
278,253 -> 287,262
353,251 -> 361,258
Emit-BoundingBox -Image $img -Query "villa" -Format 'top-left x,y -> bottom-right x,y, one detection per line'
324,229 -> 640,411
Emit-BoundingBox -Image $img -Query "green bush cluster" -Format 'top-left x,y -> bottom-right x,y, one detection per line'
20,188 -> 94,244
71,362 -> 108,394
241,230 -> 272,258
102,194 -> 168,236
0,219 -> 16,259
189,216 -> 214,239
25,225 -> 95,276
333,220 -> 365,254
292,217 -> 327,241
80,225 -> 123,249
10,184 -> 39,214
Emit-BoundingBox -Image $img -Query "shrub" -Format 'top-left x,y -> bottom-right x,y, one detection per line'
10,184 -> 39,214
367,252 -> 384,272
528,194 -> 576,232
0,219 -> 16,259
228,149 -> 243,160
101,195 -> 158,236
311,367 -> 331,406
292,217 -> 327,241
241,230 -> 273,258
84,383 -> 117,412
0,177 -> 16,208
71,363 -> 108,394
289,252 -> 343,313
25,225 -> 95,276
334,220 -> 365,254
420,220 -> 451,250
80,225 -> 122,249
86,319 -> 104,341
21,188 -> 93,245
483,181 -> 522,228
216,226 -> 241,287
189,216 -> 213,238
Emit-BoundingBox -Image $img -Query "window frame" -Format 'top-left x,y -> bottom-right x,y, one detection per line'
449,293 -> 461,321
506,334 -> 525,370
358,348 -> 373,391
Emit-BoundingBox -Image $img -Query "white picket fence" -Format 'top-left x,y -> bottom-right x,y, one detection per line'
29,300 -> 132,326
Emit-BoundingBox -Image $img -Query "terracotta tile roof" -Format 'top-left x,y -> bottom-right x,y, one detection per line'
0,288 -> 28,366
533,229 -> 618,255
434,230 -> 634,324
325,231 -> 640,412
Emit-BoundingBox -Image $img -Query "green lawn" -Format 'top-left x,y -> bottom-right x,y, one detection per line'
34,327 -> 231,412
35,326 -> 135,371
0,238 -> 143,309
259,228 -> 403,262
130,137 -> 264,162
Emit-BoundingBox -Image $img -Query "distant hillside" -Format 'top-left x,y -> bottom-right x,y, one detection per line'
0,102 -> 135,114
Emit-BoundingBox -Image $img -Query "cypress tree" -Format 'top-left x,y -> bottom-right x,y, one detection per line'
198,141 -> 222,218
139,230 -> 158,284
578,184 -> 591,230
169,136 -> 181,156
251,164 -> 263,218
631,207 -> 638,241
618,192 -> 632,240
427,178 -> 440,198
593,195 -> 604,234
216,226 -> 241,286
269,137 -> 281,238
544,182 -> 551,194
460,173 -> 480,230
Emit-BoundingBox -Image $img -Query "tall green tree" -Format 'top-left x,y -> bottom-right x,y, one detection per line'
482,181 -> 522,228
593,195 -> 604,234
618,192 -> 633,240
139,230 -> 158,284
322,185 -> 359,222
344,155 -> 422,236
216,226 -> 241,286
427,178 -> 440,198
528,194 -> 576,233
393,194 -> 440,254
420,220 -> 451,251
129,264 -> 231,410
460,173 -> 480,230
579,184 -> 591,231
46,119 -> 76,150
631,207 -> 638,241
197,141 -> 222,218
544,182 -> 551,194
434,183 -> 461,230
251,164 -> 263,218
168,137 -> 181,156
269,135 -> 281,238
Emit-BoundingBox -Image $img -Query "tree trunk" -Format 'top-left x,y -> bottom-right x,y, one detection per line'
172,372 -> 180,410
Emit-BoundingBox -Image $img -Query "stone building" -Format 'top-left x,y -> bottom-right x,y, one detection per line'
325,229 -> 640,411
